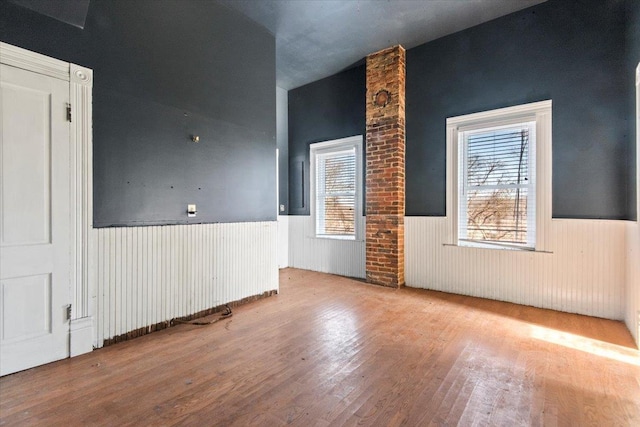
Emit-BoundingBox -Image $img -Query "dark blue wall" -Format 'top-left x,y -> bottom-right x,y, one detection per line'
0,0 -> 276,226
406,0 -> 629,218
288,0 -> 634,220
627,0 -> 640,218
288,64 -> 366,215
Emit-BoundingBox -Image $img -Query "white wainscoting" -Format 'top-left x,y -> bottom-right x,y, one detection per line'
278,215 -> 289,268
91,221 -> 278,346
628,63 -> 640,347
627,221 -> 640,346
406,217 -> 626,320
288,215 -> 366,278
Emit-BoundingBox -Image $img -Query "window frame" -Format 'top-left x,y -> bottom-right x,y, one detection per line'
310,135 -> 363,240
446,101 -> 552,252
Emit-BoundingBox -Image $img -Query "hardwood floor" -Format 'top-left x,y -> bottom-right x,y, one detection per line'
1,268 -> 639,426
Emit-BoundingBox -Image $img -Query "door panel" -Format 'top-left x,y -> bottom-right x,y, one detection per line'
1,80 -> 51,245
0,63 -> 71,376
1,274 -> 51,342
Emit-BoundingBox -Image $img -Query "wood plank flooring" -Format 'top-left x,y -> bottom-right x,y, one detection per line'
1,268 -> 639,426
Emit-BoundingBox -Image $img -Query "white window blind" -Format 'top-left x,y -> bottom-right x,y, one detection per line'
459,122 -> 536,249
315,148 -> 356,237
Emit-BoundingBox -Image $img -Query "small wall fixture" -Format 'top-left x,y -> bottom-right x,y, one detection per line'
373,89 -> 391,107
187,204 -> 197,217
191,135 -> 200,143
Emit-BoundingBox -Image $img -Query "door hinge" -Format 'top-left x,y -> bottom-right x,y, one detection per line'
66,304 -> 72,321
66,103 -> 72,122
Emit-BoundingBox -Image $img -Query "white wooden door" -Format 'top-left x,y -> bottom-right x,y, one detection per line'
0,63 -> 71,376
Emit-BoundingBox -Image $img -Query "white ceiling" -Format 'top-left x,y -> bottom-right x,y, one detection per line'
217,0 -> 547,90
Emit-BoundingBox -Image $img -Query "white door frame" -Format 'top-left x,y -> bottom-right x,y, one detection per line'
0,42 -> 94,356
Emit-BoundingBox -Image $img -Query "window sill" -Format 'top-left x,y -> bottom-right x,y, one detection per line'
443,242 -> 552,254
310,235 -> 363,242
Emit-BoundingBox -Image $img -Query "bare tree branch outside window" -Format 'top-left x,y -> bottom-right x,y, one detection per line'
464,128 -> 530,244
317,152 -> 355,235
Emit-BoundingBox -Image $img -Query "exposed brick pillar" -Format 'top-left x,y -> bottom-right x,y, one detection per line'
365,45 -> 405,288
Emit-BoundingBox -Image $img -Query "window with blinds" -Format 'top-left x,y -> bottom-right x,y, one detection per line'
315,148 -> 356,237
459,121 -> 536,249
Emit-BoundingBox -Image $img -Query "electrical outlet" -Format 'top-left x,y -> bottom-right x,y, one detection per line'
187,204 -> 197,217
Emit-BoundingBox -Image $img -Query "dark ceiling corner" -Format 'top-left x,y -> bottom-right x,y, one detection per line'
9,0 -> 90,29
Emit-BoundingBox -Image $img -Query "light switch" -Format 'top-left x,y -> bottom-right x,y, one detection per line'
187,204 -> 197,217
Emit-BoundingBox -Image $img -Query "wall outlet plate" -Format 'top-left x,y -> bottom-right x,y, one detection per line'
187,204 -> 197,217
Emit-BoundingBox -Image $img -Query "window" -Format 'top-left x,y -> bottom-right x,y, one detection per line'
310,136 -> 363,240
446,101 -> 552,251
460,122 -> 536,248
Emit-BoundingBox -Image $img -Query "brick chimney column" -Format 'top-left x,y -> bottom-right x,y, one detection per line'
365,45 -> 406,288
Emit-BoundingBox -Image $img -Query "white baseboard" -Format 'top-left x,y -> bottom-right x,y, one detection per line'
70,317 -> 94,357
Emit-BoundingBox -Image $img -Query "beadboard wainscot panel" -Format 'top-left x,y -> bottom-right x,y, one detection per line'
92,222 -> 278,346
278,215 -> 289,268
288,215 -> 366,279
627,221 -> 640,347
406,217 -> 626,320
628,64 -> 640,347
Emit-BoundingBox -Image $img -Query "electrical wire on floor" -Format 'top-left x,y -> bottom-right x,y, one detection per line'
173,304 -> 232,326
